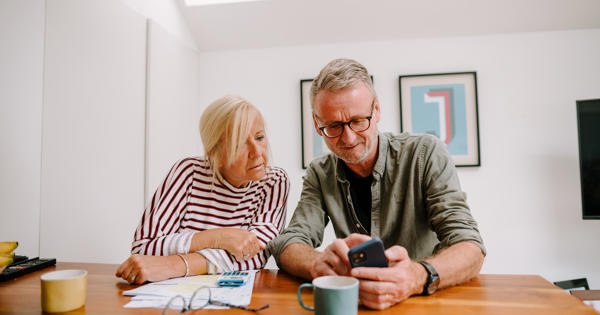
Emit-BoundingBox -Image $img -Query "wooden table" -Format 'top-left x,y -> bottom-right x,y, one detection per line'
0,262 -> 596,314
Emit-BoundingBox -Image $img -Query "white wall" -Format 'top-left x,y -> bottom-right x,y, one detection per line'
0,0 -> 45,258
40,0 -> 146,263
121,0 -> 197,50
145,21 -> 203,202
0,0 -> 202,265
195,29 -> 600,285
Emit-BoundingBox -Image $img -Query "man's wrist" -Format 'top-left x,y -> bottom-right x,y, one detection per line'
412,261 -> 428,296
281,243 -> 319,280
418,261 -> 440,295
304,249 -> 322,280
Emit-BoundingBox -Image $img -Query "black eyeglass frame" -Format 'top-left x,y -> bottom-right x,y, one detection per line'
315,98 -> 376,138
162,286 -> 269,314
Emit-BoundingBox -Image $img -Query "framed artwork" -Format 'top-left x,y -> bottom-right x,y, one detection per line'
399,72 -> 481,167
300,79 -> 331,169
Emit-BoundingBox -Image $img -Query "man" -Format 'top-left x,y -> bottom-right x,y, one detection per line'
268,58 -> 485,310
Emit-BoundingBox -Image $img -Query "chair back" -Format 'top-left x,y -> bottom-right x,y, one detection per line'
553,278 -> 590,290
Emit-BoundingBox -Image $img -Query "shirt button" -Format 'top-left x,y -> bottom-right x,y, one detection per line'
356,223 -> 361,228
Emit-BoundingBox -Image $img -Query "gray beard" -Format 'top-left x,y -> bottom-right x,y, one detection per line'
337,140 -> 376,165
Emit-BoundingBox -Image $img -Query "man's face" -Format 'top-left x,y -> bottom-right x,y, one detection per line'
312,83 -> 380,165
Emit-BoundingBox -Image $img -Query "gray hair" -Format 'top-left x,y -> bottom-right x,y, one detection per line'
310,58 -> 376,109
199,95 -> 268,179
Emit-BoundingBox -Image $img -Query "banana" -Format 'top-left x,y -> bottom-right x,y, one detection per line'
0,255 -> 13,273
0,252 -> 15,259
0,242 -> 17,272
0,255 -> 13,268
0,241 -> 18,255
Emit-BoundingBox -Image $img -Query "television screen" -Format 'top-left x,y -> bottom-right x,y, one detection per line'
576,99 -> 600,219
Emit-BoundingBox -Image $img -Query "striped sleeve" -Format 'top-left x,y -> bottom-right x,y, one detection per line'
236,167 -> 289,270
199,167 -> 290,273
197,249 -> 235,274
131,159 -> 196,256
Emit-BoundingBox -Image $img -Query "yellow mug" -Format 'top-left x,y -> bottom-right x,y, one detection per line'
40,269 -> 87,313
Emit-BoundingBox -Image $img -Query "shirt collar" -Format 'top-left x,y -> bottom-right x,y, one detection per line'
215,169 -> 253,194
372,132 -> 388,178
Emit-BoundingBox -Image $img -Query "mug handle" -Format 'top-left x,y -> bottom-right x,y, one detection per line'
297,283 -> 315,311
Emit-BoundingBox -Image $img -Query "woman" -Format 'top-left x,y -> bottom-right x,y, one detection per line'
116,95 -> 289,284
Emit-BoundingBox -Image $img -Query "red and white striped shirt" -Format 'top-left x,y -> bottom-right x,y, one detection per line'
131,157 -> 289,273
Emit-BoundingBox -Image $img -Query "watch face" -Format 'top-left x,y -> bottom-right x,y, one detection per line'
427,276 -> 440,295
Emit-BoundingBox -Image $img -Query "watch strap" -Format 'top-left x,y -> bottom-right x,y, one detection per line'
419,260 -> 439,295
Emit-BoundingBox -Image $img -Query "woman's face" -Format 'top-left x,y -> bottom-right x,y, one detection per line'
220,112 -> 268,188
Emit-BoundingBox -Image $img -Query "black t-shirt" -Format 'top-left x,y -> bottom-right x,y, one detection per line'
342,163 -> 373,233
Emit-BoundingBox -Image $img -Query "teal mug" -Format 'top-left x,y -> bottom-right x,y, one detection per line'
297,276 -> 359,315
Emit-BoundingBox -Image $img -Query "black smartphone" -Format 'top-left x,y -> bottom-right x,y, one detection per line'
348,238 -> 388,268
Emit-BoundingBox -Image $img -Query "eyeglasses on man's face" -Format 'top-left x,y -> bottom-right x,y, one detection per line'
162,286 -> 269,314
316,98 -> 375,138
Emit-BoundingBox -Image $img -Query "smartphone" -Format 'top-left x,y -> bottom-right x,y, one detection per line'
348,238 -> 388,268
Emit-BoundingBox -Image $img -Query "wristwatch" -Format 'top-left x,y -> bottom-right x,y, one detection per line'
418,261 -> 440,295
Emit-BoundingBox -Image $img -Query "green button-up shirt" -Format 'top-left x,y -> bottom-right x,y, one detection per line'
269,132 -> 485,264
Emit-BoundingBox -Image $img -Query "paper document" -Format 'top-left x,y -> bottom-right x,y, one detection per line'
122,271 -> 257,309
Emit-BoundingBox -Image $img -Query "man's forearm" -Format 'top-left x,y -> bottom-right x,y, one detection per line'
426,241 -> 484,289
279,243 -> 321,280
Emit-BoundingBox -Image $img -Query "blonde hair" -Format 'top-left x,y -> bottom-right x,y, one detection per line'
310,58 -> 376,109
199,95 -> 268,179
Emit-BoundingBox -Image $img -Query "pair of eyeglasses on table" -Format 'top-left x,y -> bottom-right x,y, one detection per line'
162,286 -> 269,314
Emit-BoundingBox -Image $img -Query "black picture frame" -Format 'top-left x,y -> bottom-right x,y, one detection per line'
300,79 -> 330,169
399,72 -> 481,167
576,98 -> 600,220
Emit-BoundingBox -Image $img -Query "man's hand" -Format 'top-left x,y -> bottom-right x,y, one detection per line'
310,233 -> 372,278
350,245 -> 425,310
115,254 -> 184,284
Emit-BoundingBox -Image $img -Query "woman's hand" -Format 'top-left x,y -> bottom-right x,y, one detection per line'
195,228 -> 265,261
214,228 -> 265,261
115,254 -> 184,284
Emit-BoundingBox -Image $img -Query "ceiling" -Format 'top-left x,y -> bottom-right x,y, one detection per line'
178,0 -> 600,52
